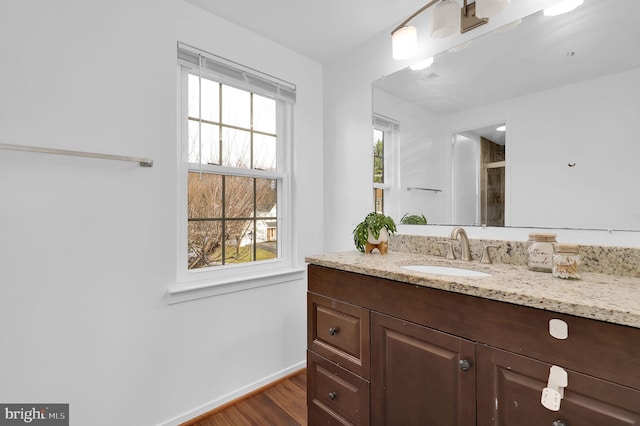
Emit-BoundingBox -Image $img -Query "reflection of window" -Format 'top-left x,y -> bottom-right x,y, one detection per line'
373,128 -> 384,213
178,44 -> 295,282
372,115 -> 399,214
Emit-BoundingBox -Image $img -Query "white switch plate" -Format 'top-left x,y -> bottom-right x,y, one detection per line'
549,319 -> 569,339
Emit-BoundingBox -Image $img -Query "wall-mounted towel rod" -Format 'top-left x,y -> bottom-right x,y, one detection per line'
0,143 -> 153,167
407,186 -> 441,193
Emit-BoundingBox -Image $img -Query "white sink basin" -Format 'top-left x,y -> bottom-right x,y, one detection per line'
401,265 -> 490,277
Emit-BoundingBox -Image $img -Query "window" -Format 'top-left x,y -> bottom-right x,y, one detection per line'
372,115 -> 398,214
186,77 -> 279,269
373,128 -> 385,213
174,43 -> 299,295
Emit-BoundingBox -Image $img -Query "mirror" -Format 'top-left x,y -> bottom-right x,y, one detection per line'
373,0 -> 640,231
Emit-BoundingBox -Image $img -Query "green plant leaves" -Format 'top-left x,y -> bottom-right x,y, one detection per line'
400,213 -> 428,225
352,212 -> 397,252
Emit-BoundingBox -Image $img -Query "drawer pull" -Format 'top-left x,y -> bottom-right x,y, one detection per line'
328,391 -> 337,400
552,420 -> 567,426
459,359 -> 471,371
328,327 -> 339,336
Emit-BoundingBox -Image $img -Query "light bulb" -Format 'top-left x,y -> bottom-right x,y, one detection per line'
476,0 -> 510,19
430,0 -> 460,39
392,26 -> 417,60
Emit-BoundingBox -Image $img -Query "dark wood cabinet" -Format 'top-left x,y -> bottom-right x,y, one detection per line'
307,350 -> 370,425
371,312 -> 476,426
307,264 -> 640,425
477,345 -> 640,426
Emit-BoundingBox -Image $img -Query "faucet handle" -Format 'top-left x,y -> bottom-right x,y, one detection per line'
481,245 -> 499,264
437,241 -> 456,260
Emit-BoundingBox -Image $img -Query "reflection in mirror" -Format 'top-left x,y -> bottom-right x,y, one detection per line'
373,0 -> 640,231
452,122 -> 505,227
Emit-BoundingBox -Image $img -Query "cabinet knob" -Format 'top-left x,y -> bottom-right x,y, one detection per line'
328,391 -> 337,400
328,327 -> 339,336
459,359 -> 471,371
552,421 -> 567,426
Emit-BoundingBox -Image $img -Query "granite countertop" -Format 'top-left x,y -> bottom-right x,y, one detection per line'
305,251 -> 640,329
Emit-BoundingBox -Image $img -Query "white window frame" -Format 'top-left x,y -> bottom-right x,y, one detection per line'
168,44 -> 303,303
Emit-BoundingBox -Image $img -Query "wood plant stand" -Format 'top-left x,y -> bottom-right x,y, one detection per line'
365,241 -> 388,255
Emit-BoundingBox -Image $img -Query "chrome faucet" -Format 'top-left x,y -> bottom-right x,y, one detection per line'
450,226 -> 472,261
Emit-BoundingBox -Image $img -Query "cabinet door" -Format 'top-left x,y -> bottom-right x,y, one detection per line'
371,312 -> 476,426
477,345 -> 640,426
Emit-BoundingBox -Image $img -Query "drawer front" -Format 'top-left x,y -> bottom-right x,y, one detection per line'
308,351 -> 370,426
308,292 -> 370,378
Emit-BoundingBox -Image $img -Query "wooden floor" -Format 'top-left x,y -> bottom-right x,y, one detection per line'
186,370 -> 307,426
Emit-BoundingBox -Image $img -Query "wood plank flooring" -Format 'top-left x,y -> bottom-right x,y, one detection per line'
185,370 -> 307,426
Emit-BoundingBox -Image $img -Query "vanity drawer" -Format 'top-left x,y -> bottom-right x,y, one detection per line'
308,293 -> 370,378
474,303 -> 640,391
307,350 -> 370,426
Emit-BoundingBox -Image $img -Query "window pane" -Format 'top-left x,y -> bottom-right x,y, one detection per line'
188,74 -> 200,119
373,128 -> 384,184
256,178 -> 277,216
188,120 -> 220,164
221,127 -> 250,168
223,219 -> 253,264
188,172 -> 222,219
373,157 -> 384,183
225,175 -> 254,218
253,94 -> 276,134
254,134 -> 276,171
188,75 -> 220,121
256,222 -> 277,261
375,188 -> 384,214
188,220 -> 223,269
201,78 -> 219,122
222,85 -> 250,128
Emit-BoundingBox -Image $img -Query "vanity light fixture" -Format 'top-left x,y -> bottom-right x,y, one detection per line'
410,57 -> 435,70
392,25 -> 418,60
391,0 -> 442,60
496,125 -> 506,131
543,0 -> 584,17
392,0 -> 509,60
430,0 -> 461,39
475,0 -> 510,19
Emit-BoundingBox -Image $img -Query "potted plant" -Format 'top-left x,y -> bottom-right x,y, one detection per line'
353,212 -> 397,254
400,213 -> 428,225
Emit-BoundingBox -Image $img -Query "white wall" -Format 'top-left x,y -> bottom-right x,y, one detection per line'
0,1 -> 323,425
452,134 -> 479,225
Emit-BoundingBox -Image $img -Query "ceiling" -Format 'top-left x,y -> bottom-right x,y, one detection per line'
185,0 -> 428,63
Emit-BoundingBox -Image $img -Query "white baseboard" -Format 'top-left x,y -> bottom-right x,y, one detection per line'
157,360 -> 307,426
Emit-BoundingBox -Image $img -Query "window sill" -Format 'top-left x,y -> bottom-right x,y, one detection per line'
166,266 -> 306,304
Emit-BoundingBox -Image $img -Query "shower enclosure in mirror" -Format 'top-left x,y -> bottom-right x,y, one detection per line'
452,123 -> 505,227
373,0 -> 640,231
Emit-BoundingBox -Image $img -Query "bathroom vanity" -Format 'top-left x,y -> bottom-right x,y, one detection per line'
305,251 -> 640,425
